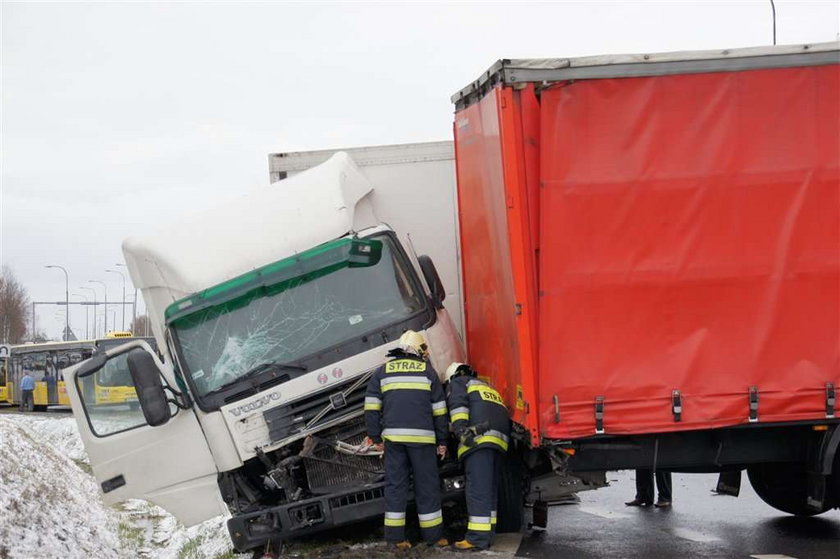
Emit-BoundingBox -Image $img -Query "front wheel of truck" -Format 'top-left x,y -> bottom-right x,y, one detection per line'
747,462 -> 834,516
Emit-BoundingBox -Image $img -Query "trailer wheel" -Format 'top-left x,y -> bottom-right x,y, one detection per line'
747,463 -> 833,516
496,451 -> 524,533
831,452 -> 840,509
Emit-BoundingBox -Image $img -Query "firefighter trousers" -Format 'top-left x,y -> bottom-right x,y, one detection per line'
383,442 -> 443,543
463,447 -> 501,549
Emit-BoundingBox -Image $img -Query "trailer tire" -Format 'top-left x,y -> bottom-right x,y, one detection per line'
496,451 -> 524,533
747,462 -> 833,516
831,452 -> 840,509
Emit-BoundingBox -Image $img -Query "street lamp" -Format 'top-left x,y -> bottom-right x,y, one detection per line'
45,265 -> 70,341
115,263 -> 137,331
79,286 -> 97,337
89,280 -> 108,335
105,269 -> 126,331
71,293 -> 90,339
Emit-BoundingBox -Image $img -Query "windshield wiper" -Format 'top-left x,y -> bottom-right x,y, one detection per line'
207,361 -> 308,395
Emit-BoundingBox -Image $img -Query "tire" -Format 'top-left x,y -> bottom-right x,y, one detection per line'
747,462 -> 833,516
496,450 -> 525,533
830,452 -> 840,509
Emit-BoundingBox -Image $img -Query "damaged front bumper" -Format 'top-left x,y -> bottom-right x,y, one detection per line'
227,482 -> 387,551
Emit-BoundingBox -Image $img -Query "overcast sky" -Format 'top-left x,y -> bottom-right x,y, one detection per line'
1,0 -> 838,340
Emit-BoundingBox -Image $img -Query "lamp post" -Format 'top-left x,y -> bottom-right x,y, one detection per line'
45,265 -> 70,341
79,286 -> 98,337
89,280 -> 108,336
105,269 -> 126,332
71,294 -> 89,339
115,263 -> 137,331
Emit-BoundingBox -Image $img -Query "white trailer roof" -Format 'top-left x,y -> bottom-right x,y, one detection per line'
268,141 -> 453,182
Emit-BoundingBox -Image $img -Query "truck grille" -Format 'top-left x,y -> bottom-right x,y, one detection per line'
304,418 -> 384,493
263,373 -> 370,443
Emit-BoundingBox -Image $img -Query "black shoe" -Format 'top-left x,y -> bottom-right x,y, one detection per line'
625,498 -> 652,507
654,500 -> 672,508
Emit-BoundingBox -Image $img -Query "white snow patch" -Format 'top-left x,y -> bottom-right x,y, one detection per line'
2,414 -> 89,463
0,414 -> 247,559
0,416 -> 122,559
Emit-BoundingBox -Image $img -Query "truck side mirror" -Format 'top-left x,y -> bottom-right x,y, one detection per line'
127,349 -> 172,427
418,255 -> 445,309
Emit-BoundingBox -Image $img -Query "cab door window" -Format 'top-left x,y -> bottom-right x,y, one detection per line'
76,352 -> 147,437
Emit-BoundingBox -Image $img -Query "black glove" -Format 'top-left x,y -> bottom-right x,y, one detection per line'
460,428 -> 476,447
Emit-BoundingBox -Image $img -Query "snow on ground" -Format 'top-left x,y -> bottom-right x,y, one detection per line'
0,412 -> 470,558
0,415 -> 122,559
0,412 -> 245,559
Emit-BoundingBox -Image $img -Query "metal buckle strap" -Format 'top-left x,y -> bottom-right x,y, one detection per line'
594,396 -> 605,434
826,383 -> 836,419
672,390 -> 682,422
748,386 -> 759,423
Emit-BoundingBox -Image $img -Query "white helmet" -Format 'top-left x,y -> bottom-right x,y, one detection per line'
444,362 -> 470,383
398,330 -> 428,358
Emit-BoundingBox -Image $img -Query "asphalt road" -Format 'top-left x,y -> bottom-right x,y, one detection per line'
515,470 -> 840,559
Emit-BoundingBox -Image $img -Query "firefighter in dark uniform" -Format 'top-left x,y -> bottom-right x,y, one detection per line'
364,330 -> 449,550
444,362 -> 511,551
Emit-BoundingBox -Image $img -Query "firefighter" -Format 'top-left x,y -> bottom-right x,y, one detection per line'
364,330 -> 449,549
444,362 -> 511,551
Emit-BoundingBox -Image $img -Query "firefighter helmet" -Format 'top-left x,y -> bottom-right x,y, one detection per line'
444,362 -> 473,383
398,330 -> 428,358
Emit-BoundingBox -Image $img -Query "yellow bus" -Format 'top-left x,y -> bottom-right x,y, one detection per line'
91,333 -> 154,406
0,355 -> 8,403
7,334 -> 156,410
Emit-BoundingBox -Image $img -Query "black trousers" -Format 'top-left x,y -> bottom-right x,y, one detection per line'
635,469 -> 672,503
463,447 -> 501,549
383,442 -> 443,543
20,389 -> 34,412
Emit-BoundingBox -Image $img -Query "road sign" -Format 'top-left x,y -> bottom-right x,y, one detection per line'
0,345 -> 10,358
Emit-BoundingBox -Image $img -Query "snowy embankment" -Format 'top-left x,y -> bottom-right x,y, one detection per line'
0,414 -> 243,559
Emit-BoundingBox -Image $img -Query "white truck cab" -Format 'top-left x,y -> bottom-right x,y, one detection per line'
64,145 -> 465,552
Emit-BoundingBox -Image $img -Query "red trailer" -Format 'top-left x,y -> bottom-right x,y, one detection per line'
452,42 -> 840,518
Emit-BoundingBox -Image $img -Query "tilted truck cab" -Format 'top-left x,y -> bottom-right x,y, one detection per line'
64,149 -> 466,552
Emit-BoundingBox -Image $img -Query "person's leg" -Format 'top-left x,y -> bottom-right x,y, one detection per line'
461,448 -> 494,549
655,471 -> 672,504
23,390 -> 33,412
489,450 -> 501,544
628,469 -> 654,505
383,442 -> 410,544
407,445 -> 444,545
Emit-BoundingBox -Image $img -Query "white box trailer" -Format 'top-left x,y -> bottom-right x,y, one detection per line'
268,141 -> 463,337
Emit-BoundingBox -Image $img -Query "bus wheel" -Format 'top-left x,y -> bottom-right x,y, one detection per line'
747,462 -> 833,516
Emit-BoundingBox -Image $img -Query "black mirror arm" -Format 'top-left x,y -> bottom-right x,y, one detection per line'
164,385 -> 191,410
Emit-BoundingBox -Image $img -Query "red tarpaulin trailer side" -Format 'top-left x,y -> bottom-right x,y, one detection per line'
455,62 -> 839,444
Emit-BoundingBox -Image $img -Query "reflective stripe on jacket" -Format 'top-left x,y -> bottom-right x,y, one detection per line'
365,355 -> 448,445
447,376 -> 511,460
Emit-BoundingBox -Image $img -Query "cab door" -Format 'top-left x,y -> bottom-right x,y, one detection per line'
64,340 -> 226,526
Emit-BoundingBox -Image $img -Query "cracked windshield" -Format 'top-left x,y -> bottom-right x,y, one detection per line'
173,236 -> 424,396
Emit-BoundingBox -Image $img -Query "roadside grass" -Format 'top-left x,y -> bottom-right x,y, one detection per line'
118,519 -> 145,551
177,535 -> 205,559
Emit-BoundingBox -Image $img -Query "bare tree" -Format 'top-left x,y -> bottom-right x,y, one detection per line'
0,265 -> 30,343
130,314 -> 152,337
